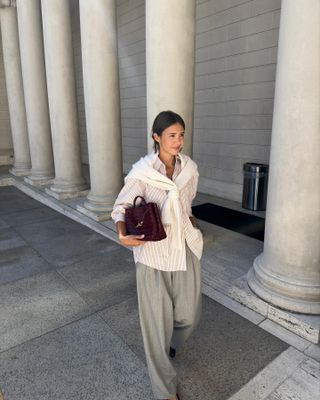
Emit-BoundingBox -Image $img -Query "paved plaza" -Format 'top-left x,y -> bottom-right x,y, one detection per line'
0,185 -> 319,400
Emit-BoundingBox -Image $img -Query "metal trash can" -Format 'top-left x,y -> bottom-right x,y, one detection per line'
242,163 -> 269,211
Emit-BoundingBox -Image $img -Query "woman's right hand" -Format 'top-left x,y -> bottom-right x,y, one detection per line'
119,234 -> 145,247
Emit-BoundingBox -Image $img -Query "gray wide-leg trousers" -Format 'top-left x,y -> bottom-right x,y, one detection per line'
136,245 -> 202,399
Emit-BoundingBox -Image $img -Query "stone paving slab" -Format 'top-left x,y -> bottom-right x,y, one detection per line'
0,271 -> 92,352
0,185 -> 28,199
100,294 -> 289,400
266,358 -> 320,400
0,228 -> 26,251
0,217 -> 9,229
1,206 -> 61,227
0,195 -> 40,211
14,215 -> 91,244
304,343 -> 320,362
14,217 -> 120,267
204,233 -> 263,272
99,295 -> 144,361
0,314 -> 153,400
58,248 -> 137,311
228,347 -> 308,400
0,245 -> 54,285
0,184 -> 318,400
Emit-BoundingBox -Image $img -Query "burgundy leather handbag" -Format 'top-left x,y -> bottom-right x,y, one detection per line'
125,196 -> 167,241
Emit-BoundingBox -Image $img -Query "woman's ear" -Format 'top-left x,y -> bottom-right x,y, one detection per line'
152,133 -> 160,143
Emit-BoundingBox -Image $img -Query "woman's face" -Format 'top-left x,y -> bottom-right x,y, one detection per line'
153,123 -> 185,157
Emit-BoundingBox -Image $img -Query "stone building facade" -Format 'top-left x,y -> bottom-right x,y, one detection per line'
0,0 -> 319,315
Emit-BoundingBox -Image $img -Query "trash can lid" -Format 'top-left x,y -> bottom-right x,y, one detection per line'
243,162 -> 269,173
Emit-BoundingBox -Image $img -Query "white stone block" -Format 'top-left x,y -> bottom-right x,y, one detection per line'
268,306 -> 320,344
267,361 -> 320,400
229,276 -> 269,316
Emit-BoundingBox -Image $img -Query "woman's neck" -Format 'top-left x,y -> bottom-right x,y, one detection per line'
158,151 -> 175,168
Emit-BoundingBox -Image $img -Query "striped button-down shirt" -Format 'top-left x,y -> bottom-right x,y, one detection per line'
111,154 -> 203,271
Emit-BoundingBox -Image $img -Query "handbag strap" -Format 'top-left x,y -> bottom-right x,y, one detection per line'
133,196 -> 147,207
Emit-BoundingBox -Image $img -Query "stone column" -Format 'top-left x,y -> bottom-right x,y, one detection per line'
16,0 -> 54,185
0,1 -> 30,176
146,0 -> 196,155
41,0 -> 87,199
77,0 -> 122,220
247,0 -> 320,314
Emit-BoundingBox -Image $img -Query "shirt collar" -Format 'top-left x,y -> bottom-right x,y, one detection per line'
154,153 -> 181,173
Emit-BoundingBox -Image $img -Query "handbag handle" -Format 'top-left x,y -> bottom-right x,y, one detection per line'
133,196 -> 147,207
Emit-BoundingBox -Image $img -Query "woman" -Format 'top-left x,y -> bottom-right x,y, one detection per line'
111,110 -> 203,400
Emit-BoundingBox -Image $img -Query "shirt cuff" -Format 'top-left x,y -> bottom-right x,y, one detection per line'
113,213 -> 126,223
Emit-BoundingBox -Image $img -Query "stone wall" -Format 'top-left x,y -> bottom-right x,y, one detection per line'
70,0 -> 88,166
117,0 -> 147,173
69,0 -> 281,202
0,28 -> 13,165
194,0 -> 281,201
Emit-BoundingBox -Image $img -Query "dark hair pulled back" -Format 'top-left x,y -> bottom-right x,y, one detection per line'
152,110 -> 185,153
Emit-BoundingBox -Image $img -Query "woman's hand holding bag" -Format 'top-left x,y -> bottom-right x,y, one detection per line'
125,196 -> 167,242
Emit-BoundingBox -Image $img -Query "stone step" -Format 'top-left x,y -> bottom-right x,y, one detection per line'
229,276 -> 320,344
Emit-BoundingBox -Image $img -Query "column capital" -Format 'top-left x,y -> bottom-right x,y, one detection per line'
0,0 -> 16,8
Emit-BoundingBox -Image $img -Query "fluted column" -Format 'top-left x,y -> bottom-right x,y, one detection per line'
77,0 -> 122,220
247,0 -> 320,314
0,1 -> 31,176
41,0 -> 87,199
146,0 -> 196,155
16,0 -> 54,185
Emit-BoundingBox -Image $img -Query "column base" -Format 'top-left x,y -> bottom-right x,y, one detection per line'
76,194 -> 113,221
229,275 -> 320,343
77,204 -> 111,221
24,174 -> 54,186
10,166 -> 30,177
247,254 -> 320,315
45,186 -> 89,200
46,177 -> 89,200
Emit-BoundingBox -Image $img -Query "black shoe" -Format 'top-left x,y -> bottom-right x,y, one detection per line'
169,347 -> 176,358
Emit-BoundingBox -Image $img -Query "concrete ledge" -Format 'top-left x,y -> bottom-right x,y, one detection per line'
229,276 -> 320,344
